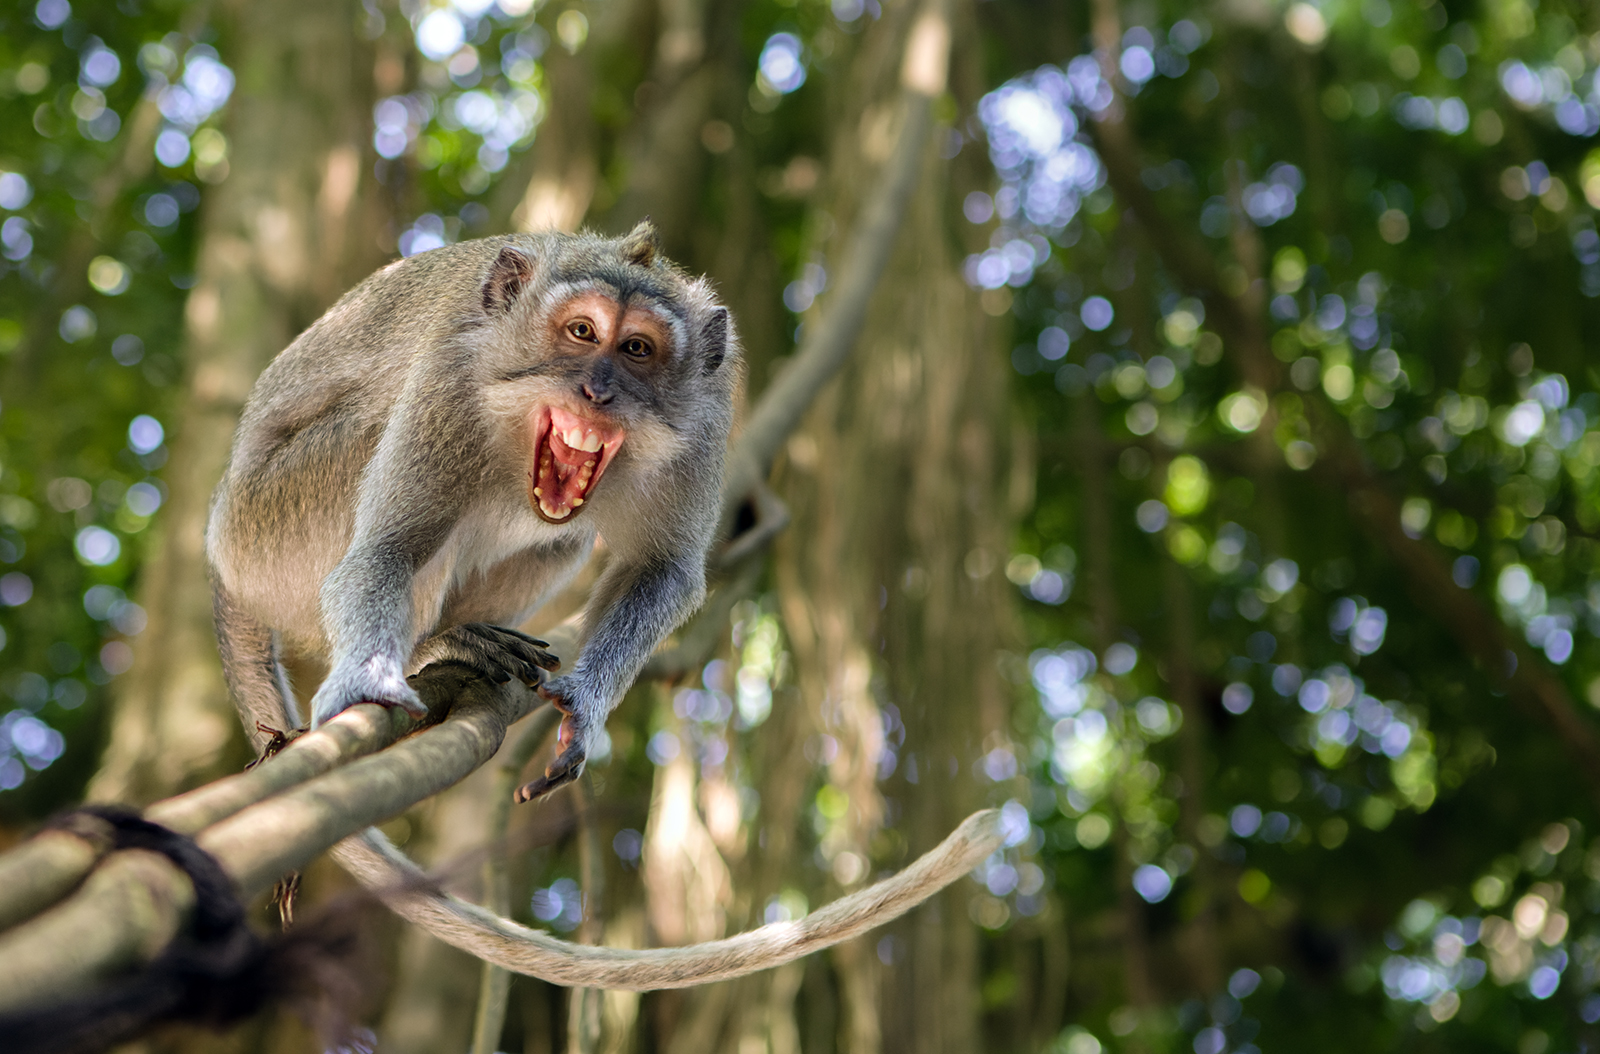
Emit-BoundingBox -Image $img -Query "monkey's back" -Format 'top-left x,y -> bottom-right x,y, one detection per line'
205,238 -> 538,635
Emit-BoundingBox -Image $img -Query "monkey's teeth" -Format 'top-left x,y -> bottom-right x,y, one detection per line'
559,426 -> 603,453
560,426 -> 602,453
535,414 -> 615,522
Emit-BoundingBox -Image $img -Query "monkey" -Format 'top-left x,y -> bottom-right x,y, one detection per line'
205,221 -> 737,801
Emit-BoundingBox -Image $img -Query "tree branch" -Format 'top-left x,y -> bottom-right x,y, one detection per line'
715,482 -> 792,571
0,660 -> 998,1005
146,702 -> 413,837
330,807 -> 1001,991
720,6 -> 950,525
197,670 -> 537,899
0,701 -> 409,938
0,849 -> 195,1009
0,668 -> 541,1010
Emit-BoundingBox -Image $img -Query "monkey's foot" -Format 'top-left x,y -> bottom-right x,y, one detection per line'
513,697 -> 586,802
310,657 -> 428,727
514,743 -> 585,802
270,871 -> 302,930
246,722 -> 307,770
414,623 -> 560,688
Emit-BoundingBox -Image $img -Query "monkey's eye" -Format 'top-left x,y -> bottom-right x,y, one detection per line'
566,320 -> 598,342
620,337 -> 653,360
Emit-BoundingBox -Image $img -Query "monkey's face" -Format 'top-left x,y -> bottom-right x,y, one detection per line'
524,292 -> 673,524
480,235 -> 734,526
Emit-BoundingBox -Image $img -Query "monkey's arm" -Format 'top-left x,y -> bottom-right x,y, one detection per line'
309,385 -> 489,727
517,550 -> 706,799
312,541 -> 435,725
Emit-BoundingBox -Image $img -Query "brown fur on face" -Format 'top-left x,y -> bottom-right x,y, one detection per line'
548,292 -> 675,367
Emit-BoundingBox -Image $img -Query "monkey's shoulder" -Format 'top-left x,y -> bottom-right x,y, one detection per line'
243,241 -> 536,413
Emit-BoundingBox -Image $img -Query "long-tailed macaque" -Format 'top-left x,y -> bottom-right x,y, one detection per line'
206,222 -> 737,800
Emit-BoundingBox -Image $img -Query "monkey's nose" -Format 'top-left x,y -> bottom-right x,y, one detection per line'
581,383 -> 614,405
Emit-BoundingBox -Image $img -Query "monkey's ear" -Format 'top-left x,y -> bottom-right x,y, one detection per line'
483,246 -> 534,315
617,220 -> 660,269
700,307 -> 729,374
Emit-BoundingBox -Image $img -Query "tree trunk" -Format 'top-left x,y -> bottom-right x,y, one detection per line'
767,3 -> 1013,1050
87,0 -> 392,805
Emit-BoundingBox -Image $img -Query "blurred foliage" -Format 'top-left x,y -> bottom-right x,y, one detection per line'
8,0 -> 1600,1051
0,0 -> 201,817
976,0 -> 1600,1051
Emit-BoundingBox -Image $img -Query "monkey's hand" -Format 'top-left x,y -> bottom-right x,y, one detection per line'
412,623 -> 560,689
309,655 -> 429,727
513,675 -> 591,802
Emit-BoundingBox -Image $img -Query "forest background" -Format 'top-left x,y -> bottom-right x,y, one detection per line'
2,0 -> 1600,1051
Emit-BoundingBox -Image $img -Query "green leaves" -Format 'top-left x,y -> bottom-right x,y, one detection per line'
980,0 -> 1600,1048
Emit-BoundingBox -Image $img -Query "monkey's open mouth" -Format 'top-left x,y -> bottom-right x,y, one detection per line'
529,406 -> 625,523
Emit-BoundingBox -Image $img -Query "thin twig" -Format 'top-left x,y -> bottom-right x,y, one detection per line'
719,8 -> 949,526
567,773 -> 604,1052
469,707 -> 560,1054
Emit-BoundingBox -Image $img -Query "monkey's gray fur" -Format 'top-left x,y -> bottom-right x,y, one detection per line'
207,221 -> 738,800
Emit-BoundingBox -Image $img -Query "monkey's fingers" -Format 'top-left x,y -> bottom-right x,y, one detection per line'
467,623 -> 561,680
492,626 -> 550,648
418,624 -> 551,687
513,743 -> 586,803
555,706 -> 577,748
489,625 -> 562,670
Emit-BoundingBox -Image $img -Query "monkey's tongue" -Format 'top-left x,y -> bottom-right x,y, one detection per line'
533,430 -> 604,521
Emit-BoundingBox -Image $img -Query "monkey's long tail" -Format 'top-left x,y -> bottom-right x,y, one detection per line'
331,808 -> 1004,990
